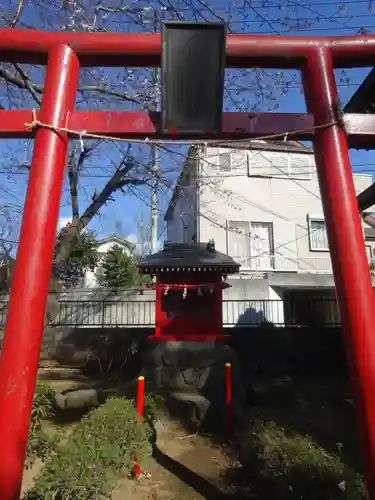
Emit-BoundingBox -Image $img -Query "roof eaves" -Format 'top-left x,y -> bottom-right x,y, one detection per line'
343,68 -> 375,113
98,235 -> 135,251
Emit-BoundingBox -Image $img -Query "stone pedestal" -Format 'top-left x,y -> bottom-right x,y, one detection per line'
143,341 -> 247,434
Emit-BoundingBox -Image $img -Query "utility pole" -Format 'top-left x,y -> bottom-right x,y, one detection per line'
150,143 -> 158,254
150,9 -> 159,254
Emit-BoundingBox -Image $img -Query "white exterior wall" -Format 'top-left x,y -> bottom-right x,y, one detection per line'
222,277 -> 285,326
268,286 -> 285,326
164,143 -> 375,323
196,145 -> 373,273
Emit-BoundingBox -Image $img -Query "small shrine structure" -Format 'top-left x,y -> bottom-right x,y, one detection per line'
138,240 -> 240,341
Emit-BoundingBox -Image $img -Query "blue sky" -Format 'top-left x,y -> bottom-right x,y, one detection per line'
1,0 -> 375,249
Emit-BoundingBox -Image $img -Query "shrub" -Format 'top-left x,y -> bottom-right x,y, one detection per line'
144,391 -> 165,422
27,397 -> 152,500
97,244 -> 138,288
238,420 -> 367,500
30,383 -> 55,426
82,330 -> 141,376
26,383 -> 56,469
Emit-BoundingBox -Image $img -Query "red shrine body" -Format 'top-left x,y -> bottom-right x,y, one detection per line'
154,273 -> 223,341
139,242 -> 240,341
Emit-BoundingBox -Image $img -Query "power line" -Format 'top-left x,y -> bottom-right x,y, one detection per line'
227,82 -> 364,90
239,0 -> 375,6
162,169 -> 330,274
128,149 -> 371,276
235,224 -> 324,267
229,25 -> 375,33
115,14 -> 375,24
113,18 -> 375,32
158,145 -> 374,271
107,1 -> 375,15
3,159 -> 375,178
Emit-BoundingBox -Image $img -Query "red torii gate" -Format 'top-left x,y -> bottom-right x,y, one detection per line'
0,28 -> 375,499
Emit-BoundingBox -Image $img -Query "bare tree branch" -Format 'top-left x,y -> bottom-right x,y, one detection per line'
0,0 -> 364,306
67,148 -> 80,221
12,63 -> 41,105
0,67 -> 142,106
67,141 -> 102,221
54,155 -> 152,267
8,0 -> 24,28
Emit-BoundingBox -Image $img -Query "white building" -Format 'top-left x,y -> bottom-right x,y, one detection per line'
164,141 -> 375,325
83,235 -> 135,288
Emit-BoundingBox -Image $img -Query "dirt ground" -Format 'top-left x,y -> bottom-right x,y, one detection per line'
21,367 -> 363,500
113,419 -> 236,500
22,417 -> 236,500
22,367 -> 237,500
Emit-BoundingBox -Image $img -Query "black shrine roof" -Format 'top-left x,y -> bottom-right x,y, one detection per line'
138,242 -> 240,274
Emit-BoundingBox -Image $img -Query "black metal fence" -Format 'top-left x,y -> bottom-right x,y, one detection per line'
57,300 -> 156,327
0,297 -> 341,328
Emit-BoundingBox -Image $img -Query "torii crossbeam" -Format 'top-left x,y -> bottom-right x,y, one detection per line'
0,27 -> 375,500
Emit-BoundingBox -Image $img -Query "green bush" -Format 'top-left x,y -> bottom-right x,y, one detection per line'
144,391 -> 165,422
238,420 -> 366,500
27,397 -> 152,500
30,383 -> 55,426
26,383 -> 56,469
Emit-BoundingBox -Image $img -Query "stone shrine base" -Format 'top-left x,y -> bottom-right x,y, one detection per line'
142,341 -> 248,436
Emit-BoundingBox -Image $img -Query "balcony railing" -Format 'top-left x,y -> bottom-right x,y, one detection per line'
0,297 -> 341,328
238,255 -> 375,274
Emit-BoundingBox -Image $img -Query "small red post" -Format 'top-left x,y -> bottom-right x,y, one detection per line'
225,362 -> 232,437
134,375 -> 145,479
0,44 -> 79,500
137,375 -> 145,423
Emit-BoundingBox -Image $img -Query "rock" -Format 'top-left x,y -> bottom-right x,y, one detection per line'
167,391 -> 211,428
53,388 -> 101,410
53,392 -> 67,410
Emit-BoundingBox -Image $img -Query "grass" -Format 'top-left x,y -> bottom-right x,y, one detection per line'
26,382 -> 57,469
26,396 -> 152,500
24,379 -> 161,499
228,376 -> 367,499
234,420 -> 366,500
27,370 -> 366,499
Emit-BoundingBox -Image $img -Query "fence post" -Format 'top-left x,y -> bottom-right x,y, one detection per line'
101,301 -> 105,327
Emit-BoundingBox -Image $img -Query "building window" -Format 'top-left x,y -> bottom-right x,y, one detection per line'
218,152 -> 231,172
308,217 -> 329,251
227,221 -> 250,263
227,221 -> 273,268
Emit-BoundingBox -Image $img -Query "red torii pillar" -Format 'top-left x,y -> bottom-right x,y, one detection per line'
0,45 -> 79,499
304,49 -> 375,495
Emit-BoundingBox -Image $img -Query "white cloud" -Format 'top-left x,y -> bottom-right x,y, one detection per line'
126,233 -> 144,256
126,233 -> 139,245
57,216 -> 71,230
125,233 -> 162,256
